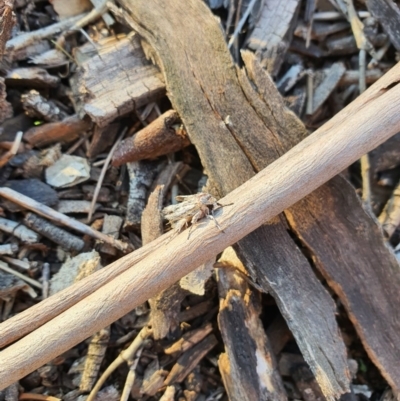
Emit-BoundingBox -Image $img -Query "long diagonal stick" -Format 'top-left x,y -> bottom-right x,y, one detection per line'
1,64 -> 400,388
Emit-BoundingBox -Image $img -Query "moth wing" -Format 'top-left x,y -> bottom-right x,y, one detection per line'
162,201 -> 198,224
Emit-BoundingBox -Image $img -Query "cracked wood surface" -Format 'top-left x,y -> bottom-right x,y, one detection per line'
120,0 -> 350,398
121,0 -> 400,396
70,34 -> 165,127
246,0 -> 301,76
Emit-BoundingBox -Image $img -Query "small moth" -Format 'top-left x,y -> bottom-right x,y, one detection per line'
162,192 -> 223,236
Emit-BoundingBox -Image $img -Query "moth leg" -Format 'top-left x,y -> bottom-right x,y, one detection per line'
187,210 -> 206,239
174,219 -> 188,235
207,213 -> 223,232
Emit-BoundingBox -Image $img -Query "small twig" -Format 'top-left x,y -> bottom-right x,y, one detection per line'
306,70 -> 314,115
360,154 -> 371,206
313,10 -> 370,21
1,256 -> 35,270
120,347 -> 144,401
0,244 -> 18,256
56,0 -> 108,46
19,394 -> 61,401
227,0 -> 258,49
0,188 -> 129,251
2,296 -> 15,321
225,0 -> 236,38
42,263 -> 50,299
87,326 -> 152,401
65,132 -> 91,155
343,0 -> 377,58
0,261 -> 43,289
6,13 -> 86,54
88,128 -> 126,222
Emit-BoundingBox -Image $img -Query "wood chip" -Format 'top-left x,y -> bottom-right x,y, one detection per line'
45,154 -> 91,188
247,0 -> 301,76
70,34 -> 165,127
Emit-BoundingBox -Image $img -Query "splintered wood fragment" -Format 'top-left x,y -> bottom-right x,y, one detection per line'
180,259 -> 214,296
56,200 -> 98,215
125,160 -> 162,230
24,213 -> 85,252
0,244 -> 18,255
141,185 -> 164,245
0,269 -> 37,300
183,367 -> 202,401
0,188 -> 129,251
0,77 -> 13,124
141,360 -> 168,396
5,68 -> 60,88
70,34 -> 165,127
50,251 -> 102,297
24,115 -> 92,148
87,326 -> 151,401
164,334 -> 218,385
246,0 -> 301,76
5,13 -> 85,61
2,256 -> 36,271
143,185 -> 186,339
216,249 -> 286,401
164,323 -> 213,356
0,216 -> 40,243
379,182 -> 400,237
80,326 -> 110,393
0,130 -> 22,168
153,162 -> 189,197
1,60 -> 400,389
87,123 -> 120,159
112,110 -> 190,166
0,0 -> 15,61
97,215 -> 123,256
308,62 -> 346,114
339,69 -> 384,86
160,386 -> 175,401
366,0 -> 400,51
295,21 -> 349,41
21,90 -> 68,122
284,176 -> 400,393
49,250 -> 106,393
242,51 -> 400,395
179,300 -> 214,323
0,261 -> 42,290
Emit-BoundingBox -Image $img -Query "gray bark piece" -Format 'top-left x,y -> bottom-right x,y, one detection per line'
246,0 -> 301,76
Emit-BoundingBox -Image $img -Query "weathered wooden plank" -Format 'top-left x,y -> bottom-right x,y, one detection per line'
285,176 -> 400,394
